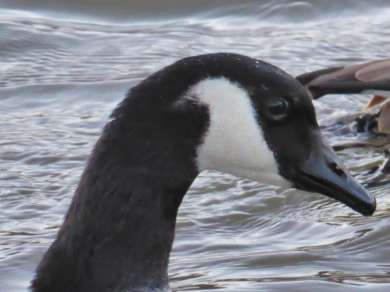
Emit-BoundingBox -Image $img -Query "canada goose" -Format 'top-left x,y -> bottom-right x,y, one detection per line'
32,53 -> 376,292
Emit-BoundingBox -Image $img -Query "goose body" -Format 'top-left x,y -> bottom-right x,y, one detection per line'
32,53 -> 376,292
297,59 -> 390,134
297,59 -> 390,99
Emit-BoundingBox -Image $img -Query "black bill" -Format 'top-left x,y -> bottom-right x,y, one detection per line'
292,133 -> 376,216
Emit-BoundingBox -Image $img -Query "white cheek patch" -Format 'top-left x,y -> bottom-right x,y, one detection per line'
190,77 -> 290,188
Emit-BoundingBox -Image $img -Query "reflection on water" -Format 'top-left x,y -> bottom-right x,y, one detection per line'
0,1 -> 390,291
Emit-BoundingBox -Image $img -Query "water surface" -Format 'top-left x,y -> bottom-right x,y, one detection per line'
1,1 -> 390,291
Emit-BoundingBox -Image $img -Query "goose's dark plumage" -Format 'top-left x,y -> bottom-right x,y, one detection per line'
32,53 -> 376,292
297,59 -> 390,99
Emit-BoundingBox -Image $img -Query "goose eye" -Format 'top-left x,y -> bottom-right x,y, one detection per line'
265,98 -> 290,122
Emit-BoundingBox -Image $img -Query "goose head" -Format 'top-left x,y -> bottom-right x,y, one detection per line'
176,54 -> 376,215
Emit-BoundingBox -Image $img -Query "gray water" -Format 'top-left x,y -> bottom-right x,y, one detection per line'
1,1 -> 390,291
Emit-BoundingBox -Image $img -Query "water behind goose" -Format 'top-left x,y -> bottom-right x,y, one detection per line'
1,1 -> 390,291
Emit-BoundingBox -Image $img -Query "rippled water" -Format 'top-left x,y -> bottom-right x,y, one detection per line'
1,1 -> 390,291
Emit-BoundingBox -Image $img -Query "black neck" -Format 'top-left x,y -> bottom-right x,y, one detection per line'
32,88 -> 208,291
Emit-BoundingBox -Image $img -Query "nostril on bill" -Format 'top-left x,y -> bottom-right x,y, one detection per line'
328,162 -> 346,177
